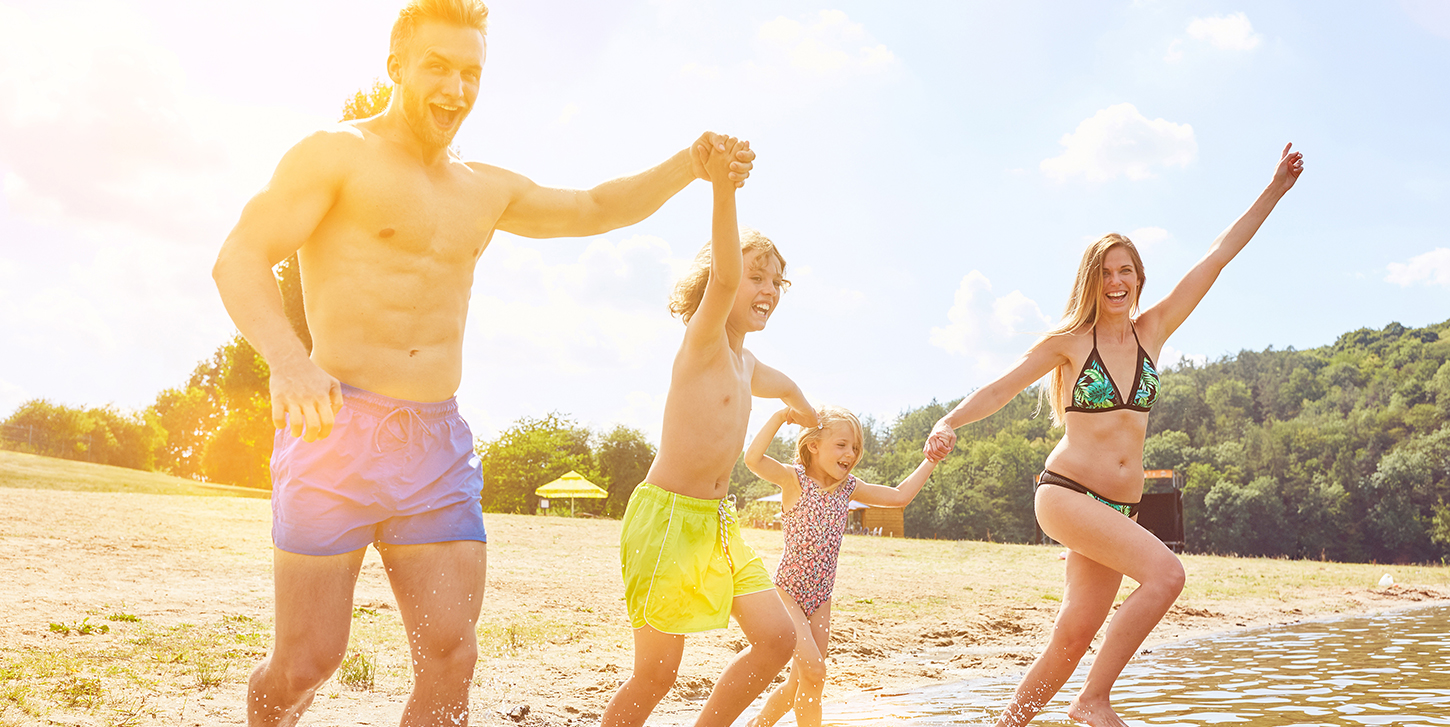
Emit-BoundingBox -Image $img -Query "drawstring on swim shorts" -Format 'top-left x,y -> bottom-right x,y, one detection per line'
718,495 -> 738,573
374,407 -> 426,453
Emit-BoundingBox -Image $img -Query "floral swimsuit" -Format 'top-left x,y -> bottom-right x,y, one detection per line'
774,465 -> 857,616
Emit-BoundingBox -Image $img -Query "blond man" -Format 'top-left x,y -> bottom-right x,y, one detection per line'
213,1 -> 755,724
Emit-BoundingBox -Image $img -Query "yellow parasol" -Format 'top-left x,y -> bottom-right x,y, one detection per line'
534,470 -> 608,516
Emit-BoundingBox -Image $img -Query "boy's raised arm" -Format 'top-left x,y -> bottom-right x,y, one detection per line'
680,138 -> 748,346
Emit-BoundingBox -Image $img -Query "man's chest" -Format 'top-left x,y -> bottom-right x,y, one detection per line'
332,159 -> 504,261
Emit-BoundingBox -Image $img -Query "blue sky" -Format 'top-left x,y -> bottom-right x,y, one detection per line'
1,0 -> 1447,443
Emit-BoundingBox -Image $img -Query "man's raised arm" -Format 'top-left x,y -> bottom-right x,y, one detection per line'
495,131 -> 756,239
212,130 -> 352,442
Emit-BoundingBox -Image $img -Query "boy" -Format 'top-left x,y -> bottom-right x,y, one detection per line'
601,138 -> 819,727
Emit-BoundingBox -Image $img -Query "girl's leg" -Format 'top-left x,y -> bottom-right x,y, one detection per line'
794,599 -> 833,727
1037,485 -> 1187,727
601,624 -> 685,727
749,591 -> 829,727
694,589 -> 796,727
993,548 -> 1122,727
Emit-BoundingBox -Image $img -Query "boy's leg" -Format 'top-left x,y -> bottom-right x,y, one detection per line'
601,624 -> 686,727
748,591 -> 828,727
377,540 -> 488,727
249,547 -> 367,727
694,589 -> 795,727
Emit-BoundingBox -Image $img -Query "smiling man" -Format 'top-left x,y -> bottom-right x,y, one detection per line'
211,1 -> 755,724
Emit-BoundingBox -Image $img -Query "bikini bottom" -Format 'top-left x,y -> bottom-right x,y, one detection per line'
1036,469 -> 1140,518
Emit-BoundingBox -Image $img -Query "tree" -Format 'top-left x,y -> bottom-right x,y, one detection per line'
595,425 -> 656,516
2,399 -> 163,470
476,413 -> 595,514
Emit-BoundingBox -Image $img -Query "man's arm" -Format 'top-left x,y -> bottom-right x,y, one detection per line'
212,130 -> 352,442
494,131 -> 756,239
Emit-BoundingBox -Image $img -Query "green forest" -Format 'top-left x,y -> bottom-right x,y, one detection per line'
5,317 -> 1449,563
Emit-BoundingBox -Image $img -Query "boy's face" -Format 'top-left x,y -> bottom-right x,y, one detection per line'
731,251 -> 784,333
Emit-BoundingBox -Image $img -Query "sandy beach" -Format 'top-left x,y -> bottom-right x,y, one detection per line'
2,479 -> 1448,726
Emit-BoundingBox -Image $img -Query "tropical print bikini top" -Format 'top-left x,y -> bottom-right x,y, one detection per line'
1066,324 -> 1159,414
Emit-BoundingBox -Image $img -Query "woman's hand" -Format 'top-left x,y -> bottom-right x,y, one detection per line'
924,419 -> 957,462
1272,142 -> 1305,195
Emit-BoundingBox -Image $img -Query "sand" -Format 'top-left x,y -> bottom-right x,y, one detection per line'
2,485 -> 1447,726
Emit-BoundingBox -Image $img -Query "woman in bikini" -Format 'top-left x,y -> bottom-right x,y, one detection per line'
925,144 -> 1304,727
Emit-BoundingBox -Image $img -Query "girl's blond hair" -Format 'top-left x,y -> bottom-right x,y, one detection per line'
668,228 -> 789,323
1039,233 -> 1147,426
795,406 -> 864,489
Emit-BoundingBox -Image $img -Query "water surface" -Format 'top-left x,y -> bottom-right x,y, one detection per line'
819,604 -> 1450,726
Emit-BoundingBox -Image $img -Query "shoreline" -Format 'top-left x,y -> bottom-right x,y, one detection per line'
2,484 -> 1448,726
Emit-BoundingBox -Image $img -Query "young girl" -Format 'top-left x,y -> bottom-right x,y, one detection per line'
743,405 -> 939,727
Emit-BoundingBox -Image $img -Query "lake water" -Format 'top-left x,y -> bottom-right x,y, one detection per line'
817,604 -> 1450,726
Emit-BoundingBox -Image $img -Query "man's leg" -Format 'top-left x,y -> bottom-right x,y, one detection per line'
694,589 -> 795,727
249,547 -> 367,727
601,624 -> 687,727
377,540 -> 487,727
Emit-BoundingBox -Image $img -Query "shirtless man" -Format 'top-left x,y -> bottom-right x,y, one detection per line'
211,1 -> 755,724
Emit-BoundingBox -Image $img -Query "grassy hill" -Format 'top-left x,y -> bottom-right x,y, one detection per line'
0,449 -> 268,498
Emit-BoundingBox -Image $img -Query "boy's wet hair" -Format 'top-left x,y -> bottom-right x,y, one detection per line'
795,406 -> 864,476
668,228 -> 789,323
391,0 -> 490,59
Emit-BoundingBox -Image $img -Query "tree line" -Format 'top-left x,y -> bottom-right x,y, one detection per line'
8,317 -> 1448,563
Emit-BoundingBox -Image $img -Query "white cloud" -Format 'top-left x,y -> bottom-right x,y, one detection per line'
752,10 -> 898,82
1127,226 -> 1172,248
1041,103 -> 1197,183
1187,13 -> 1263,51
929,271 -> 1052,375
1158,344 -> 1207,370
556,103 -> 581,127
1386,248 -> 1450,287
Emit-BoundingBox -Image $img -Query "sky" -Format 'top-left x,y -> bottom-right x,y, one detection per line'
1,0 -> 1447,445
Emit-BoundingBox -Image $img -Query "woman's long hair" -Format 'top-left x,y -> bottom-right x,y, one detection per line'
1039,233 -> 1146,425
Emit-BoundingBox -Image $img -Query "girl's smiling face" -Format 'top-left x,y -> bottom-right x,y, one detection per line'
808,423 -> 861,482
730,252 -> 785,333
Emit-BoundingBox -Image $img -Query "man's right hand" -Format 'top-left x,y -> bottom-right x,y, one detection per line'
690,131 -> 756,188
269,359 -> 344,442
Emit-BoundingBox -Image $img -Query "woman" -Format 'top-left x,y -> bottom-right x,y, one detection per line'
925,144 -> 1304,727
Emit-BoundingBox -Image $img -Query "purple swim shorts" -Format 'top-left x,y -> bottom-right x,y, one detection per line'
269,383 -> 487,556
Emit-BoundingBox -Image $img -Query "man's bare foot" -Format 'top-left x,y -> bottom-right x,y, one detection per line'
1066,695 -> 1130,727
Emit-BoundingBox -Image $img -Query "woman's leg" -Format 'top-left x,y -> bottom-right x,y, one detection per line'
993,546 -> 1122,727
1036,484 -> 1187,727
748,590 -> 827,727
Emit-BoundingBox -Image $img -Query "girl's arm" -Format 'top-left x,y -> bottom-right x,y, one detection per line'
851,458 -> 937,508
1138,143 -> 1304,344
925,334 -> 1070,460
743,408 -> 801,491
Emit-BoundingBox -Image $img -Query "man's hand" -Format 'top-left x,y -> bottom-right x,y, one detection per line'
269,359 -> 344,442
690,131 -> 756,188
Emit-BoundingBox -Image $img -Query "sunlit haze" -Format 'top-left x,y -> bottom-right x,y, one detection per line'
2,0 -> 1448,442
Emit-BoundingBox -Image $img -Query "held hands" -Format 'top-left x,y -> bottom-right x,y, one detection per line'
269,359 -> 344,442
691,131 -> 755,188
1272,143 -> 1305,194
923,419 -> 956,462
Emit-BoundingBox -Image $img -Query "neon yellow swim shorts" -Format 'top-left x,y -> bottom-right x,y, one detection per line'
620,482 -> 774,634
